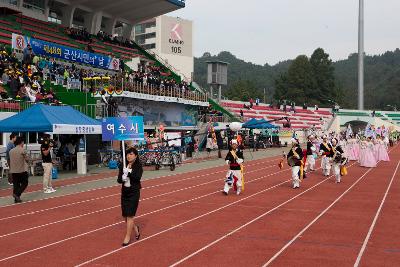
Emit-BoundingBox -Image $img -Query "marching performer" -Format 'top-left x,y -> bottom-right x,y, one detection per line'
319,135 -> 333,176
223,140 -> 244,195
375,135 -> 390,162
305,135 -> 316,172
287,138 -> 304,189
331,138 -> 348,183
359,137 -> 377,168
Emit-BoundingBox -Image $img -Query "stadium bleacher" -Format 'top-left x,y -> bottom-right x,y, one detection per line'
220,100 -> 333,130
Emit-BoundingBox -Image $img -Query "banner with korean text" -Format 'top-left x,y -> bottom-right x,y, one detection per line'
102,117 -> 144,141
12,33 -> 120,71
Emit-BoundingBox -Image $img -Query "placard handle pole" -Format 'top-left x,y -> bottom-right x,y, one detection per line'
122,140 -> 126,169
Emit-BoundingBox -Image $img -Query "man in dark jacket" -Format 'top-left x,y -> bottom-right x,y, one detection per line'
223,140 -> 244,195
287,138 -> 303,189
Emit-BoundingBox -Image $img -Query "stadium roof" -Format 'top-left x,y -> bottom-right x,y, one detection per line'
59,0 -> 185,24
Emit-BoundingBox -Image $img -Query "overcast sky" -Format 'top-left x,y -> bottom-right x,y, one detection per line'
169,0 -> 400,65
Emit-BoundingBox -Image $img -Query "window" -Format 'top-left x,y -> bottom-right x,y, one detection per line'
1,0 -> 18,6
142,43 -> 156,50
146,32 -> 156,39
48,17 -> 61,25
23,0 -> 45,13
135,25 -> 145,34
212,63 -> 217,72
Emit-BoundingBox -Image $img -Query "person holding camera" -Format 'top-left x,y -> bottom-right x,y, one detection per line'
41,137 -> 56,194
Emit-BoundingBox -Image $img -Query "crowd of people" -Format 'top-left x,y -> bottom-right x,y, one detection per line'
286,130 -> 391,189
123,64 -> 193,98
0,46 -> 59,103
65,27 -> 139,53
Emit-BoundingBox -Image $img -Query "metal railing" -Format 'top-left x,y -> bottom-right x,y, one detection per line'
119,81 -> 208,103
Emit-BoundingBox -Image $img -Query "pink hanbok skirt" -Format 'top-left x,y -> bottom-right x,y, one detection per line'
359,148 -> 377,168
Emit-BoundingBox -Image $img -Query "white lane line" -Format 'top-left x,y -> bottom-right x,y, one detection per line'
168,163 -> 356,267
262,146 -> 398,267
0,161 -> 274,221
353,161 -> 400,267
262,168 -> 374,266
0,156 -> 276,208
0,163 -> 282,238
0,167 -> 291,263
74,178 -> 292,267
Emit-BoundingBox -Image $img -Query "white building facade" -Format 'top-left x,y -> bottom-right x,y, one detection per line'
134,15 -> 194,82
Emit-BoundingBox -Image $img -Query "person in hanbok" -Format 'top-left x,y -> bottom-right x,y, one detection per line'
330,138 -> 348,183
319,135 -> 333,176
359,137 -> 377,168
345,136 -> 356,161
375,135 -> 390,162
305,135 -> 317,172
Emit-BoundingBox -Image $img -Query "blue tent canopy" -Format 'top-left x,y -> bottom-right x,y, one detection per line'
242,118 -> 279,129
0,104 -> 101,134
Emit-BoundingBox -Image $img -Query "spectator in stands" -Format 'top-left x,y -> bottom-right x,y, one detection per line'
240,109 -> 243,118
372,110 -> 376,117
249,98 -> 254,108
9,137 -> 30,203
22,45 -> 34,65
315,104 -> 319,111
9,73 -> 20,98
303,103 -> 307,110
0,84 -> 8,99
22,44 -> 31,58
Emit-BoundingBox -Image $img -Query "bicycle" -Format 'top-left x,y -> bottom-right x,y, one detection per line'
99,150 -> 121,167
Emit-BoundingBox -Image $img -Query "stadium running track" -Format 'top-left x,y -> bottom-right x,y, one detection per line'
0,146 -> 399,266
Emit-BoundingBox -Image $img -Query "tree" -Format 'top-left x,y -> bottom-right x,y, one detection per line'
310,48 -> 336,104
224,80 -> 262,101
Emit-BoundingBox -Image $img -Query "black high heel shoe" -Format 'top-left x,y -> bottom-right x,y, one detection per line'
135,225 -> 140,240
122,240 -> 131,247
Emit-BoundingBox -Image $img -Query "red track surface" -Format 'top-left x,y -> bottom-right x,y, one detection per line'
0,148 -> 399,267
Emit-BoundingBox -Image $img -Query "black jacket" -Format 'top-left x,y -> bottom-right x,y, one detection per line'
117,161 -> 143,190
319,142 -> 333,157
306,141 -> 314,155
332,145 -> 344,155
225,149 -> 244,170
287,146 -> 304,166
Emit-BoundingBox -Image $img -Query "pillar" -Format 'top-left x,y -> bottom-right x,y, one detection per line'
61,5 -> 76,28
104,17 -> 117,36
122,24 -> 134,40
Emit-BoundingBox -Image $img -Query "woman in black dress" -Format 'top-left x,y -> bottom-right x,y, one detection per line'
117,147 -> 143,246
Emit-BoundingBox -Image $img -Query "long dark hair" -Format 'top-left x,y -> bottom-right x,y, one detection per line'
125,147 -> 141,167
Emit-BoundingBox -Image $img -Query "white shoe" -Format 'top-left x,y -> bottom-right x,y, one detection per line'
236,190 -> 241,195
48,187 -> 56,193
44,189 -> 52,194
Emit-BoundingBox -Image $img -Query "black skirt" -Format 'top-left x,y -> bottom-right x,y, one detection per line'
121,187 -> 140,217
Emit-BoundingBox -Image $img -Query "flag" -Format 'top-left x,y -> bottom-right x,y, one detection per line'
278,159 -> 284,169
364,123 -> 374,138
346,124 -> 353,139
241,165 -> 245,191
